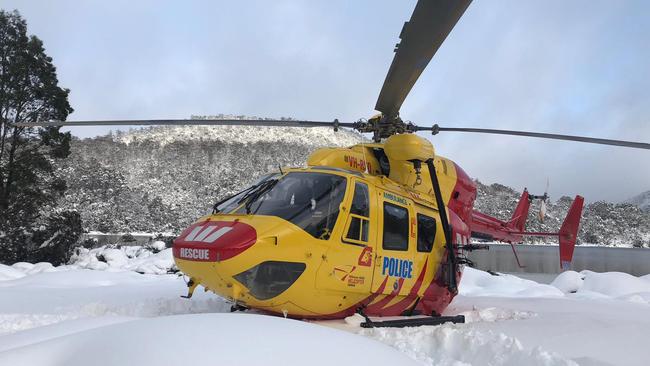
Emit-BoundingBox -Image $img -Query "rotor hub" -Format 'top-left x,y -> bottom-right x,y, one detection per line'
354,114 -> 418,142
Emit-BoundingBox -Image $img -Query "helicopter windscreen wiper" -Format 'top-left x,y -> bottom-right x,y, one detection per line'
241,179 -> 280,214
212,173 -> 280,214
212,186 -> 258,214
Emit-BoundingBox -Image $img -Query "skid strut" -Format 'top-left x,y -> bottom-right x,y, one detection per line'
181,278 -> 198,299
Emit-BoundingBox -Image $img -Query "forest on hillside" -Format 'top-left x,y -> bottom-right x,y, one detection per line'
53,126 -> 650,248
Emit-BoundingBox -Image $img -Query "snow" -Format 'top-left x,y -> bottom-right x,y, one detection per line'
459,266 -> 564,298
60,124 -> 367,234
548,269 -> 650,303
0,270 -> 229,335
114,124 -> 365,147
1,263 -> 649,365
549,271 -> 584,293
323,267 -> 650,366
69,244 -> 176,274
361,324 -> 576,366
0,264 -> 25,281
0,314 -> 416,366
445,268 -> 650,366
626,190 -> 650,212
580,270 -> 650,298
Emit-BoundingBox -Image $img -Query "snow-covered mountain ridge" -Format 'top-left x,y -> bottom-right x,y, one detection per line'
474,181 -> 650,247
116,125 -> 364,147
626,190 -> 650,212
57,125 -> 365,233
114,114 -> 365,146
55,125 -> 650,247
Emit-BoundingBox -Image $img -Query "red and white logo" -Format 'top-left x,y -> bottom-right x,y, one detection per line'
173,221 -> 257,262
183,225 -> 233,243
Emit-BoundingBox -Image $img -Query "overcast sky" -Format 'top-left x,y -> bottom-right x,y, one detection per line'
2,0 -> 649,203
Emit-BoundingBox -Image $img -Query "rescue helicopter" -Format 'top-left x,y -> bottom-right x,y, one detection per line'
18,0 -> 650,327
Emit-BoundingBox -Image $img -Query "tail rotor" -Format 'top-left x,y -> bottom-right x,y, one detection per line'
538,178 -> 549,223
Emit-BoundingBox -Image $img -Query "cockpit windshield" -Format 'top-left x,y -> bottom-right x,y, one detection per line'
213,173 -> 279,214
235,172 -> 347,240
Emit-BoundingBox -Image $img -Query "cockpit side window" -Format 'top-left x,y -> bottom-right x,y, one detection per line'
345,182 -> 370,243
350,182 -> 369,217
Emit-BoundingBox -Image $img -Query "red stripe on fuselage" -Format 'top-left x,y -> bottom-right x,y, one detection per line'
366,277 -> 404,314
303,276 -> 390,320
379,258 -> 429,315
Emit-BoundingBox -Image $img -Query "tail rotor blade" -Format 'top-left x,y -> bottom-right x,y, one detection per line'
538,199 -> 547,223
538,178 -> 549,223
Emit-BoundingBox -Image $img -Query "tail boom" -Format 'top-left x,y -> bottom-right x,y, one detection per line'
469,193 -> 584,270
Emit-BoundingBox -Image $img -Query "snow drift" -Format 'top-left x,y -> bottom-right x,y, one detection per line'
0,313 -> 417,366
2,260 -> 650,365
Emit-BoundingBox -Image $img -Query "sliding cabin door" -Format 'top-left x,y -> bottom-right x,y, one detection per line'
370,191 -> 420,298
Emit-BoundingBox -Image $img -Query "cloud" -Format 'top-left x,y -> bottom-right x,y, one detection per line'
3,0 -> 649,201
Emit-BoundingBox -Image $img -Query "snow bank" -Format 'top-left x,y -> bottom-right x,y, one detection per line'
0,262 -> 66,281
2,244 -> 176,278
461,267 -> 650,306
549,270 -> 650,304
0,313 -> 417,366
0,264 -> 25,281
580,270 -> 650,298
0,316 -> 137,353
549,271 -> 584,293
69,242 -> 176,274
0,270 -> 230,335
460,267 -> 564,298
361,323 -> 577,366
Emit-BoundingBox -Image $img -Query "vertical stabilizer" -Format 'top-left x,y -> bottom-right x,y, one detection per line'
559,195 -> 584,270
508,189 -> 530,232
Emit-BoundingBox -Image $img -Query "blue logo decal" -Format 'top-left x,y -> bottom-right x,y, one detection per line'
382,257 -> 413,279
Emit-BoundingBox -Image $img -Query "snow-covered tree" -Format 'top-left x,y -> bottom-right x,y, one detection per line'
0,10 -> 80,263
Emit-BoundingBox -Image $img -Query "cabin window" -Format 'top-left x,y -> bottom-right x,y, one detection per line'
345,182 -> 370,243
382,202 -> 409,251
417,214 -> 436,252
235,172 -> 347,240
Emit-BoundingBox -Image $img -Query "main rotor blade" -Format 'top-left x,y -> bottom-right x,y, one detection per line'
375,0 -> 472,118
13,118 -> 357,129
418,126 -> 650,150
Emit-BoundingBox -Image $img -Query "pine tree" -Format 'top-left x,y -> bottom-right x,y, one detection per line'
0,10 -> 80,264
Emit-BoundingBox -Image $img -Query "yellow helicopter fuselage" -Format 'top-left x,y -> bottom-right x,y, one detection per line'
173,135 -> 476,319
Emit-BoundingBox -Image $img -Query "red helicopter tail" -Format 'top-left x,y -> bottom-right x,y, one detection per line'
470,192 -> 585,270
507,189 -> 531,233
558,195 -> 584,269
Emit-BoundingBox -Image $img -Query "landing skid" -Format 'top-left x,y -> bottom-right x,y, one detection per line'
357,308 -> 465,328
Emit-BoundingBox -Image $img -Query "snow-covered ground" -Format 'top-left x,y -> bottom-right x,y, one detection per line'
1,247 -> 649,366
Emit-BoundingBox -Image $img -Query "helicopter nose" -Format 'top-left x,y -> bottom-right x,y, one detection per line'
173,220 -> 257,262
